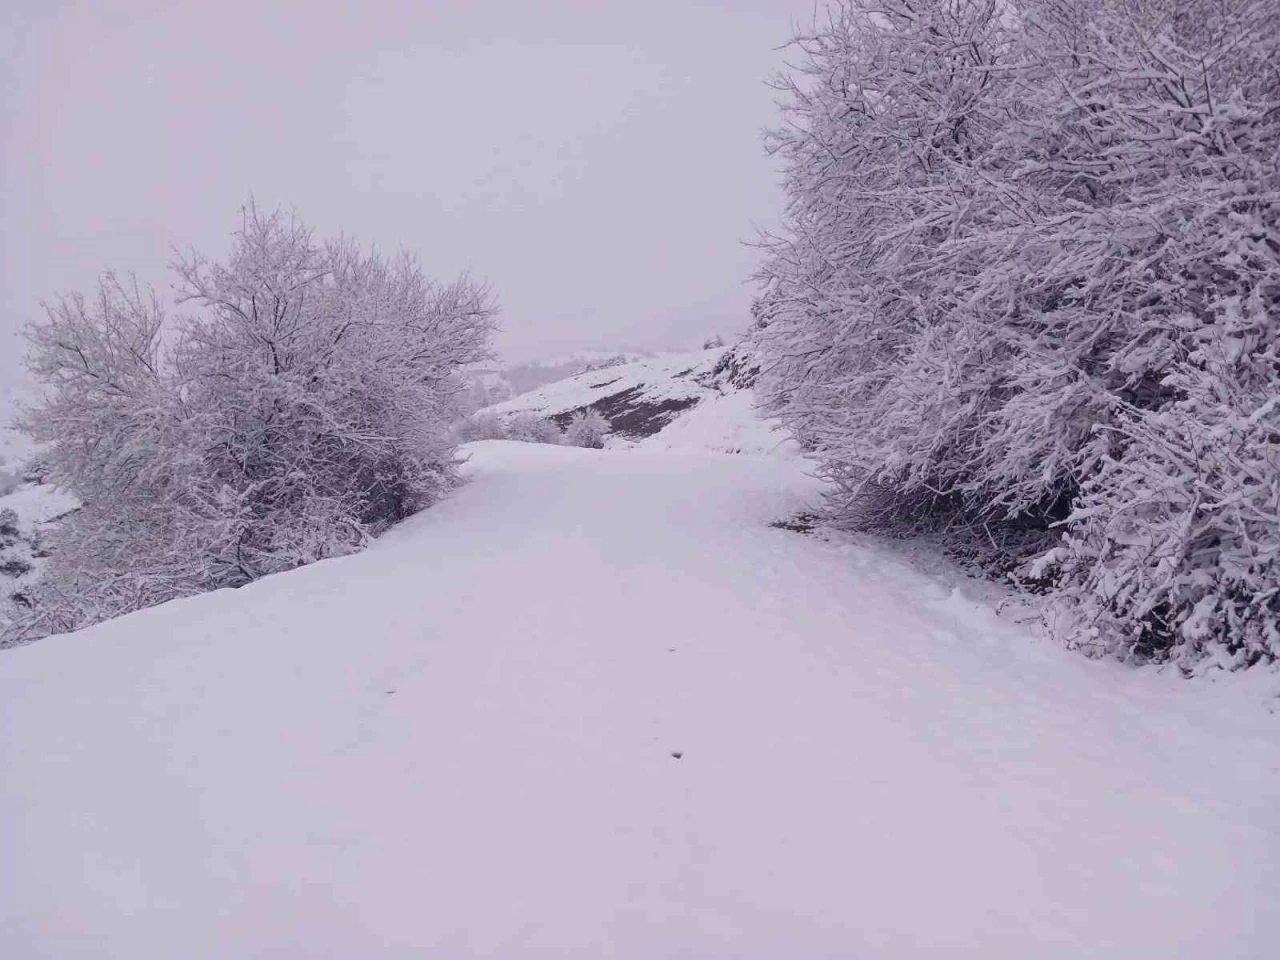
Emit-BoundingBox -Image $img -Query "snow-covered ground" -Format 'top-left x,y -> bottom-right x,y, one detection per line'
2,440 -> 1276,958
635,387 -> 797,457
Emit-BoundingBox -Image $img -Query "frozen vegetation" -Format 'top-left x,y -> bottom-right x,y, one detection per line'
755,0 -> 1280,667
4,206 -> 495,644
2,2 -> 1277,955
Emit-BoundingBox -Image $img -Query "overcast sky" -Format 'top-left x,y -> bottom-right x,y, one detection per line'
1,0 -> 815,389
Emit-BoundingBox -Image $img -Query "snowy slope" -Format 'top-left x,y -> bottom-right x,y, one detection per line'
478,344 -> 788,452
462,351 -> 654,411
482,347 -> 724,438
2,440 -> 1277,958
636,387 -> 798,457
504,349 -> 651,382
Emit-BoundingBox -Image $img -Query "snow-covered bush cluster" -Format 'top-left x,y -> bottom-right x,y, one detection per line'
756,0 -> 1280,666
454,412 -> 510,443
454,408 -> 610,449
6,206 -> 496,643
504,412 -> 567,445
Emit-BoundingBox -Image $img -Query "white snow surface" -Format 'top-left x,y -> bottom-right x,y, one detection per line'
0,482 -> 79,527
2,440 -> 1278,958
636,388 -> 799,457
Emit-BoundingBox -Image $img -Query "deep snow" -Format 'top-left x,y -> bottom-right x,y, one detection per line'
2,441 -> 1277,958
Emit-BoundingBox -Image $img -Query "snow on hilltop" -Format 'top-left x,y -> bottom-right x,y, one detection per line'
478,343 -> 794,455
463,351 -> 655,409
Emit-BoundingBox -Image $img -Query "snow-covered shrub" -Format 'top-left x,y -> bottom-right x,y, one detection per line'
11,205 -> 496,640
0,471 -> 18,498
756,0 -> 1280,664
1046,287 -> 1280,666
503,412 -> 563,445
454,410 -> 571,445
563,409 -> 609,449
454,412 -> 508,443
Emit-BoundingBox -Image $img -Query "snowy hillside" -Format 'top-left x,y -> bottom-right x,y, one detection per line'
479,343 -> 792,454
482,348 -> 722,436
499,350 -> 653,395
637,387 -> 797,457
2,440 -> 1277,958
461,351 -> 655,412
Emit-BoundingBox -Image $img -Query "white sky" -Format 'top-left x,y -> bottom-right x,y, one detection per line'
1,0 -> 814,388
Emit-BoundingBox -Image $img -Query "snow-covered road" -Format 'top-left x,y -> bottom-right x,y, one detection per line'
2,441 -> 1277,958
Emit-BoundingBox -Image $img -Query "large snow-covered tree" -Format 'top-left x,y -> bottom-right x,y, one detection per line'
756,0 -> 1280,665
12,206 -> 497,639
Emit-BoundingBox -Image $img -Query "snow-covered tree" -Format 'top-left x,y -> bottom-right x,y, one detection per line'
11,205 -> 497,639
757,0 -> 1280,664
564,409 -> 610,449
